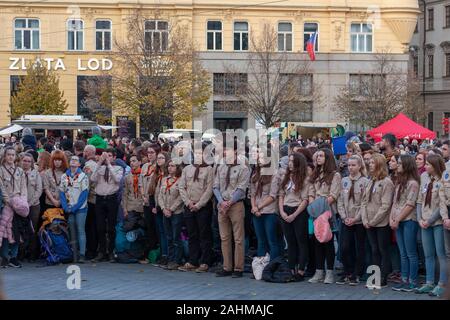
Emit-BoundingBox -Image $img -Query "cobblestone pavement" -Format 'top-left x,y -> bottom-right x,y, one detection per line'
0,262 -> 438,300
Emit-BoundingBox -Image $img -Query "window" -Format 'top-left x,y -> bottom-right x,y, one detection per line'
145,20 -> 169,52
67,19 -> 84,50
446,53 -> 450,77
299,74 -> 313,96
207,21 -> 222,50
349,74 -> 383,96
428,8 -> 434,30
428,54 -> 434,78
14,18 -> 40,50
234,22 -> 248,51
213,101 -> 246,113
213,73 -> 247,95
96,20 -> 112,51
77,76 -> 112,124
290,102 -> 313,122
446,6 -> 450,28
414,22 -> 418,33
413,55 -> 419,77
303,23 -> 318,51
350,23 -> 373,53
278,22 -> 293,52
428,112 -> 434,131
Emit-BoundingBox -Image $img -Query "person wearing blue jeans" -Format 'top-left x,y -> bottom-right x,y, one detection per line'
416,154 -> 448,297
60,156 -> 89,263
389,155 -> 420,292
1,239 -> 19,268
250,151 -> 281,262
158,160 -> 184,270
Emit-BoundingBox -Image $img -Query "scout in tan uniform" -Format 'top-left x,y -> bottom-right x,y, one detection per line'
83,145 -> 98,260
178,142 -> 214,273
336,155 -> 369,285
122,154 -> 144,217
389,154 -> 420,292
308,148 -> 341,285
439,161 -> 450,293
416,154 -> 447,297
148,151 -> 170,265
138,143 -> 160,264
43,150 -> 68,209
213,141 -> 250,278
20,152 -> 43,261
0,147 -> 27,268
158,160 -> 183,270
278,152 -> 314,281
360,153 -> 395,289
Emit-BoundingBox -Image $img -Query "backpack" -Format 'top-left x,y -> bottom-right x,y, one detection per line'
313,211 -> 333,243
39,219 -> 73,265
262,256 -> 293,283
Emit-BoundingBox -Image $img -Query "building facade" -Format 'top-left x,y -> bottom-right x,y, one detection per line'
410,0 -> 450,138
0,0 -> 419,136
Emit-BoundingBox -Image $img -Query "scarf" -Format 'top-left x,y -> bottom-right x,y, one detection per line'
425,176 -> 435,208
193,163 -> 209,182
165,176 -> 179,194
132,167 -> 142,197
3,165 -> 17,191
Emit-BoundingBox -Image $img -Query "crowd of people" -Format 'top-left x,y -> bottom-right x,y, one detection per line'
0,127 -> 449,299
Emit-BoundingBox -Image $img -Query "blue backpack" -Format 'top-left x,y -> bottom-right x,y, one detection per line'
39,219 -> 73,265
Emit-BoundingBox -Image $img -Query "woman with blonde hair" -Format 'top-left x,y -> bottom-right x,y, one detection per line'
361,152 -> 395,289
337,154 -> 370,285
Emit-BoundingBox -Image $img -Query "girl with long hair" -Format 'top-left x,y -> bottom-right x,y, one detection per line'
42,150 -> 68,209
390,154 -> 420,292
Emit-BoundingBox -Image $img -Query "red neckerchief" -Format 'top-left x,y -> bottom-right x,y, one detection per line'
144,164 -> 155,177
132,167 -> 142,197
165,176 -> 178,194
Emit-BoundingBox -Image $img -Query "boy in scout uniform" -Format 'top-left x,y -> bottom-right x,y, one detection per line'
122,154 -> 144,218
213,141 -> 250,278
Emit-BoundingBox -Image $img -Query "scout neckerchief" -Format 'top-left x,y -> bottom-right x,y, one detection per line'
425,176 -> 435,208
52,169 -> 62,187
144,163 -> 155,177
131,167 -> 142,197
66,169 -> 81,187
165,176 -> 179,194
3,164 -> 17,191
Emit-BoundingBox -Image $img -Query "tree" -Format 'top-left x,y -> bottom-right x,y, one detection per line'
226,23 -> 321,129
107,9 -> 211,136
334,50 -> 428,129
11,60 -> 68,119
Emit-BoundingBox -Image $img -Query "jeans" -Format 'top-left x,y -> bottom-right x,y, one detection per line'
421,224 -> 447,285
68,210 -> 88,256
341,223 -> 366,277
367,225 -> 392,281
143,205 -> 159,256
396,220 -> 419,284
95,194 -> 118,255
183,202 -> 213,266
1,238 -> 19,259
156,208 -> 168,256
253,213 -> 281,261
85,202 -> 98,258
163,213 -> 183,264
281,206 -> 308,270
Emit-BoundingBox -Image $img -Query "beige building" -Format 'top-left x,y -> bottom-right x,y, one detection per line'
410,0 -> 450,138
0,0 -> 419,137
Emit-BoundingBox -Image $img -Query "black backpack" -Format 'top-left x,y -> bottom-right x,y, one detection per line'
262,256 -> 293,283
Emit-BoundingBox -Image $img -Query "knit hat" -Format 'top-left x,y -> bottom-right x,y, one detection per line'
92,126 -> 102,136
22,127 -> 33,136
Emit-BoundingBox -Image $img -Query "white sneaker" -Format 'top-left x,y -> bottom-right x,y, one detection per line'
324,270 -> 335,284
308,269 -> 324,283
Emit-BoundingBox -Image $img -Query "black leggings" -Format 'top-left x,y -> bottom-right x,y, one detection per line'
281,206 -> 309,271
314,235 -> 335,271
366,225 -> 392,281
341,223 -> 366,277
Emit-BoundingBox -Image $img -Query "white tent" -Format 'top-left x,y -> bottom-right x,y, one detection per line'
0,124 -> 23,136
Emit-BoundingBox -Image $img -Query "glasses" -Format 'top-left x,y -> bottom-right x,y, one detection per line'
148,151 -> 156,154
22,160 -> 32,163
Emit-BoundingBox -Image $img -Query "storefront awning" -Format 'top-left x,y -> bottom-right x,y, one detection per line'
12,120 -> 98,130
0,124 -> 24,136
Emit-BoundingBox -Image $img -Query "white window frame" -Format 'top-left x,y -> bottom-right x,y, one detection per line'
350,22 -> 373,53
206,20 -> 223,51
95,19 -> 112,51
233,21 -> 249,51
14,18 -> 40,50
144,20 -> 169,52
303,22 -> 319,52
277,21 -> 293,52
67,19 -> 84,51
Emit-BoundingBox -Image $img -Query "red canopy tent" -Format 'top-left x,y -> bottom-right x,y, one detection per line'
367,113 -> 436,142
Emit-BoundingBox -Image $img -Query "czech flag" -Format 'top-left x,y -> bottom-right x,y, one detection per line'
306,32 -> 317,61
